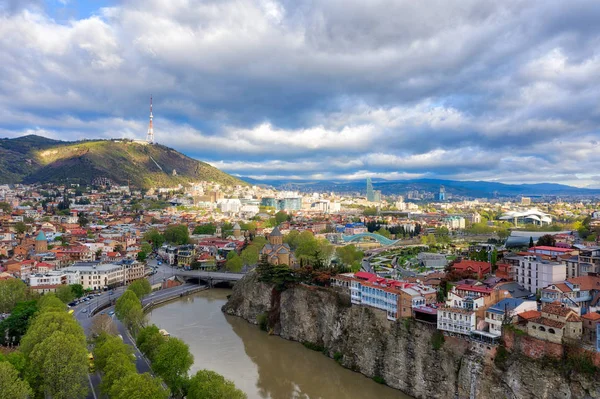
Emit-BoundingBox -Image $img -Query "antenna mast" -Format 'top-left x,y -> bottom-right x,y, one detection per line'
146,96 -> 154,144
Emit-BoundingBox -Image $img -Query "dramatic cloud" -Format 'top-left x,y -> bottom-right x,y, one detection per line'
1,0 -> 599,186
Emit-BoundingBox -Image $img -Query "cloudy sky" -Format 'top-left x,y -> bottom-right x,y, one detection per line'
1,0 -> 600,186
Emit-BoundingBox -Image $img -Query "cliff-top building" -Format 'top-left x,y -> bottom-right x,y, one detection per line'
260,226 -> 297,267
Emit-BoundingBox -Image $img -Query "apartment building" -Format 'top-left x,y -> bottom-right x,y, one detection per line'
437,306 -> 476,336
334,272 -> 436,321
527,303 -> 582,344
29,270 -> 80,293
511,255 -> 566,295
62,262 -> 125,290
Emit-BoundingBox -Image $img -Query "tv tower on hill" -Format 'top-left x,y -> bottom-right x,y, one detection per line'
146,96 -> 155,144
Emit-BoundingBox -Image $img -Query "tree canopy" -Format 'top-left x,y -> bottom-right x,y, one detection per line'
187,370 -> 247,399
109,373 -> 169,399
163,224 -> 190,245
0,361 -> 32,399
152,337 -> 194,396
0,279 -> 29,313
193,223 -> 217,235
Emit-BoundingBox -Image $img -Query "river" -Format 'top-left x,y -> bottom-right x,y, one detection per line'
147,289 -> 413,399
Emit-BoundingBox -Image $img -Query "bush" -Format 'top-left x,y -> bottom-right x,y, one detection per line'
257,313 -> 268,332
494,345 -> 509,370
302,341 -> 325,352
333,352 -> 343,363
372,375 -> 386,385
431,330 -> 445,350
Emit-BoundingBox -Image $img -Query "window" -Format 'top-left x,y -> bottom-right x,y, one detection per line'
539,326 -> 546,332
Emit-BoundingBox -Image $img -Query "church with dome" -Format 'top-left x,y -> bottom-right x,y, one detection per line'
260,226 -> 297,267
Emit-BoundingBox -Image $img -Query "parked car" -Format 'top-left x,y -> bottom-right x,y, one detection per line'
82,309 -> 88,313
68,302 -> 77,307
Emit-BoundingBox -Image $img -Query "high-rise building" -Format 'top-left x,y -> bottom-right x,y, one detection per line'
438,185 -> 446,201
366,177 -> 375,202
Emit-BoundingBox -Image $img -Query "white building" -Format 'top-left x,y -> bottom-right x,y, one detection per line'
29,270 -> 80,291
61,262 -> 125,291
217,199 -> 242,213
437,307 -> 476,336
513,255 -> 566,295
484,298 -> 537,336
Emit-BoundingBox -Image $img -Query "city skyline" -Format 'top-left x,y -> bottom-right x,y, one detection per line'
1,1 -> 600,187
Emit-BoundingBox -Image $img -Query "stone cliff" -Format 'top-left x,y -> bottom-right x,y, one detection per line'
223,274 -> 600,399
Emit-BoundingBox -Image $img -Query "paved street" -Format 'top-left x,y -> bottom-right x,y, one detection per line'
71,267 -> 204,399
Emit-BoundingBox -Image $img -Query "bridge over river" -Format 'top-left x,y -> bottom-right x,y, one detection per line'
173,270 -> 246,284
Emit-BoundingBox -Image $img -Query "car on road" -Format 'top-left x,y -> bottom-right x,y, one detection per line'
108,311 -> 115,316
82,309 -> 88,313
68,301 -> 77,307
157,261 -> 162,265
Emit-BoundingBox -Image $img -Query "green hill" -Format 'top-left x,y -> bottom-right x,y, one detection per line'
0,135 -> 244,189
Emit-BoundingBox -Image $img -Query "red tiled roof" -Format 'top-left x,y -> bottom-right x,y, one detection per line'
566,275 -> 600,291
355,271 -> 376,280
582,313 -> 600,321
531,317 -> 565,329
543,303 -> 575,317
553,283 -> 572,293
518,310 -> 541,320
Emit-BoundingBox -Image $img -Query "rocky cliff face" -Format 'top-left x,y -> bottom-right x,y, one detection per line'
223,274 -> 600,399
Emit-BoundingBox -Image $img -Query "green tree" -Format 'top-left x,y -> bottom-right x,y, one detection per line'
193,224 -> 217,235
0,300 -> 38,346
99,352 -> 137,395
115,291 -> 145,333
144,229 -> 165,249
274,211 -> 289,225
152,337 -> 194,394
136,325 -> 166,363
375,227 -> 391,239
20,311 -> 85,357
93,334 -> 134,372
336,245 -> 364,267
55,285 -> 76,304
70,284 -> 84,298
128,279 -> 152,300
14,222 -> 27,235
37,294 -> 66,313
187,370 -> 247,399
28,331 -> 88,399
109,373 -> 169,399
251,235 -> 267,250
77,213 -> 89,228
0,201 -> 11,213
226,254 -> 244,272
529,236 -> 535,248
0,279 -> 28,313
163,224 -> 190,245
0,361 -> 32,399
537,234 -> 556,247
240,245 -> 259,266
283,230 -> 300,249
420,234 -> 437,246
137,251 -> 147,262
141,242 -> 153,254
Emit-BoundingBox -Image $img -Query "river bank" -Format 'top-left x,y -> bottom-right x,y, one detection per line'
147,288 -> 411,399
222,273 -> 600,399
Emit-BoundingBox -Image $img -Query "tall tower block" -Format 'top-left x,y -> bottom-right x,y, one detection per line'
146,96 -> 155,144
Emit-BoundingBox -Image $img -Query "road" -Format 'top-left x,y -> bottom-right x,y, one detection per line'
71,265 -> 204,399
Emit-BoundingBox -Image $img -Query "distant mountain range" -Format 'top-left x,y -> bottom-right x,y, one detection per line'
240,177 -> 600,198
0,135 -> 244,189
